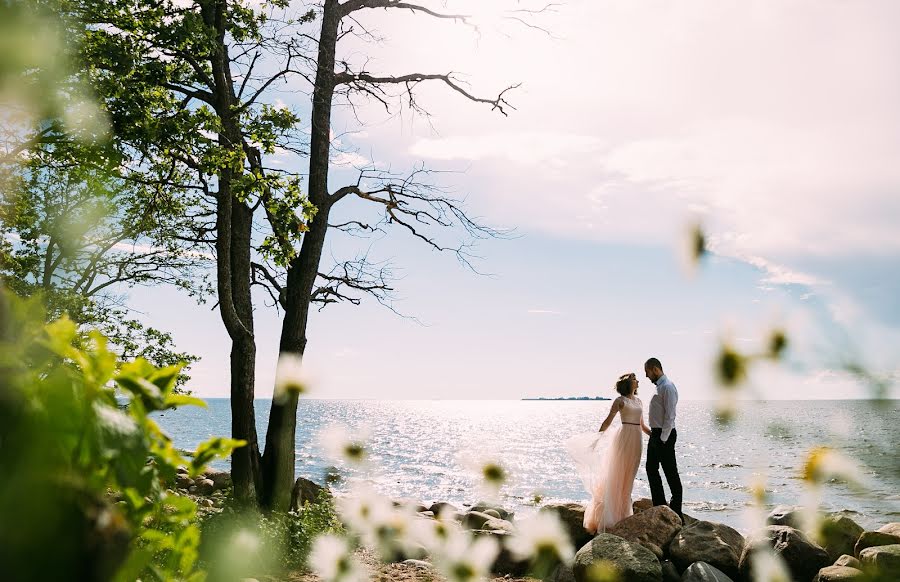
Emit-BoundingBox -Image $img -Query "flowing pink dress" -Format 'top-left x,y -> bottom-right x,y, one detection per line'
565,396 -> 644,533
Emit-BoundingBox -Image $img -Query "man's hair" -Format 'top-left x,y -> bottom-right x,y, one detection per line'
645,357 -> 663,371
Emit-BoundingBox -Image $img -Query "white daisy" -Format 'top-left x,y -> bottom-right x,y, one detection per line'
507,511 -> 575,564
308,534 -> 368,582
431,528 -> 499,582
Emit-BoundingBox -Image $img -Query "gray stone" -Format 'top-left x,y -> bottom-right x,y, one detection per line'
877,523 -> 900,537
540,502 -> 592,548
834,554 -> 860,568
428,501 -> 458,517
470,501 -> 514,521
175,473 -> 193,489
573,533 -> 662,582
859,544 -> 900,578
195,478 -> 215,495
608,505 -> 682,558
482,508 -> 502,519
818,515 -> 864,562
661,559 -> 679,582
549,563 -> 576,582
681,561 -> 734,582
462,510 -> 496,531
854,531 -> 900,557
481,517 -> 516,534
740,525 -> 830,582
471,529 -> 529,576
202,468 -> 232,490
813,565 -> 862,582
766,505 -> 803,528
289,477 -> 330,512
669,521 -> 745,580
401,559 -> 434,571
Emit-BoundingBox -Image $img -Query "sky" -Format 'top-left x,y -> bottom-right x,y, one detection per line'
131,0 -> 900,400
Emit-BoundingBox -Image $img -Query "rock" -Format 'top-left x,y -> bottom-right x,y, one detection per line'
878,523 -> 900,537
472,529 -> 529,576
813,565 -> 862,582
176,465 -> 188,474
608,505 -> 682,558
740,526 -> 829,582
818,515 -> 864,562
540,503 -> 592,548
470,501 -> 514,521
175,473 -> 193,489
416,511 -> 435,519
669,521 -> 745,580
859,544 -> 900,578
429,501 -> 458,517
401,559 -> 434,571
462,511 -> 497,531
767,505 -> 803,528
681,561 -> 734,582
660,559 -> 679,582
393,499 -> 429,513
549,563 -> 576,582
834,554 -> 860,568
195,478 -> 215,495
188,485 -> 198,494
633,498 -> 654,514
481,517 -> 516,534
573,533 -> 662,582
203,468 -> 232,491
854,531 -> 900,557
290,477 -> 330,512
482,508 -> 502,519
198,498 -> 214,508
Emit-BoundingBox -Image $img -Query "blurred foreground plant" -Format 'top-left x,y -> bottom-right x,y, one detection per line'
0,289 -> 243,581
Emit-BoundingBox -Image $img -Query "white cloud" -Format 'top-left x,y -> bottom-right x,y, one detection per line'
410,132 -> 603,165
527,309 -> 562,315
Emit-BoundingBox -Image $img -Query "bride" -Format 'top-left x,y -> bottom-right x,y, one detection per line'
565,372 -> 651,533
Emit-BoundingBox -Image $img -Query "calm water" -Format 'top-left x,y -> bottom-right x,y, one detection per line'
155,399 -> 900,532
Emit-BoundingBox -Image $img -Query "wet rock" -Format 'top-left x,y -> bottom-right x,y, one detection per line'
681,561 -> 734,582
878,523 -> 900,537
540,502 -> 592,548
854,531 -> 900,557
573,533 -> 661,582
834,554 -> 860,568
818,515 -> 864,562
740,525 -> 829,582
859,544 -> 900,578
607,505 -> 682,558
813,565 -> 862,582
669,520 -> 745,580
766,505 -> 803,528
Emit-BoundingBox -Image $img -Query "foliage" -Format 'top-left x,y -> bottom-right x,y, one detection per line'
0,289 -> 244,581
199,490 -> 343,578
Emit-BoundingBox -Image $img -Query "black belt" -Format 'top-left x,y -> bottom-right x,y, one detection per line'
622,422 -> 640,425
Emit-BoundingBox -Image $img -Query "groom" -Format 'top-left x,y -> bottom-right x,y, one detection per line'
645,357 -> 683,521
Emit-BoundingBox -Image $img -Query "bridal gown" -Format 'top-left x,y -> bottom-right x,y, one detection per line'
565,396 -> 644,533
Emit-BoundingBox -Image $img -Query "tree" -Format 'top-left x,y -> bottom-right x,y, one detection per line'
255,0 -> 525,510
0,147 -> 207,383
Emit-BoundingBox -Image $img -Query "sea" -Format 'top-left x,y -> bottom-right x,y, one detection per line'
155,399 -> 900,533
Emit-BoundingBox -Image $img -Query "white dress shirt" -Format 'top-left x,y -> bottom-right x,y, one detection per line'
648,374 -> 678,443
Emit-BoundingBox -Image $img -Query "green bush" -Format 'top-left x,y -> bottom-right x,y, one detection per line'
0,290 -> 243,581
199,491 -> 342,579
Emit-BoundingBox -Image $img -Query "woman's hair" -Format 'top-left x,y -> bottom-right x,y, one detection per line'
615,373 -> 635,396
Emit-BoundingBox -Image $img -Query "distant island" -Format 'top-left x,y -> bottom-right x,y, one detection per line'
522,396 -> 611,401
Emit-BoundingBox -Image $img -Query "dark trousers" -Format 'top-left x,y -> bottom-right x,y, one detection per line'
646,427 -> 683,519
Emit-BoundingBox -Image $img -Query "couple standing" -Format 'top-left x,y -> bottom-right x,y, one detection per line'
566,358 -> 683,533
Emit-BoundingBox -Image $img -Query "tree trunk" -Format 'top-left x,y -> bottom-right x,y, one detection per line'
259,0 -> 341,512
205,0 -> 263,505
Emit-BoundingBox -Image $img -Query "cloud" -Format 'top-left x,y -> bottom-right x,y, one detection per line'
410,132 -> 604,165
527,309 -> 562,315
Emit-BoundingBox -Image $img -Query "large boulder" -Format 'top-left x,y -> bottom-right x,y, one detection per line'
573,533 -> 661,582
289,477 -> 330,512
859,544 -> 900,578
429,501 -> 458,517
195,478 -> 215,496
540,503 -> 592,548
633,498 -> 654,514
878,523 -> 900,537
470,501 -> 514,521
740,526 -> 830,582
549,563 -> 576,582
854,531 -> 900,557
607,505 -> 682,558
681,561 -> 734,582
669,521 -> 745,579
813,565 -> 862,582
834,555 -> 860,568
481,517 -> 516,535
818,515 -> 864,562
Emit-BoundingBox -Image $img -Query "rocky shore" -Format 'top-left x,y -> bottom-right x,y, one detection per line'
177,473 -> 900,582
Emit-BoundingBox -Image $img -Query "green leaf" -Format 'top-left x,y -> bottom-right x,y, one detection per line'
164,394 -> 207,409
190,437 -> 247,474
